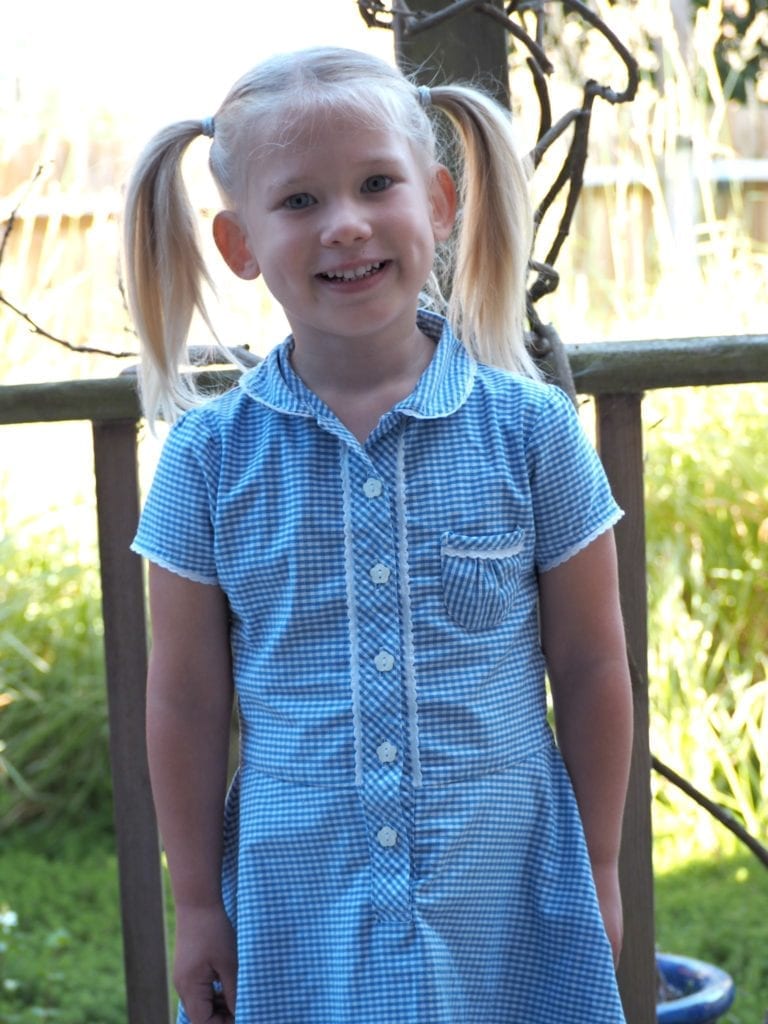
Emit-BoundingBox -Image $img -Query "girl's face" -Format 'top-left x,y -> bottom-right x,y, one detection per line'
213,109 -> 455,352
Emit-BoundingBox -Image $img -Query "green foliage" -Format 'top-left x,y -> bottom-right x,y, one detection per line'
0,525 -> 113,840
691,0 -> 768,103
644,383 -> 768,856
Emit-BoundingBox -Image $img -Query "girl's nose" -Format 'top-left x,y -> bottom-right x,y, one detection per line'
319,199 -> 373,247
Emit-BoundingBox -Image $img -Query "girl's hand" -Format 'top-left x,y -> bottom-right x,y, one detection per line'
591,861 -> 624,968
173,903 -> 237,1023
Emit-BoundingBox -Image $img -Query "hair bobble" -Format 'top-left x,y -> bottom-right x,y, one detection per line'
417,85 -> 432,109
201,116 -> 215,139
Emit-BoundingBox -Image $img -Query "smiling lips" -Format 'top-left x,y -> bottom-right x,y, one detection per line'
317,260 -> 388,282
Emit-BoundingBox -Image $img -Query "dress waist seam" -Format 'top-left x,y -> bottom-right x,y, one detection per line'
238,735 -> 556,790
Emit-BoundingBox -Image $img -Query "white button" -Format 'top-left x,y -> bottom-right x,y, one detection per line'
363,478 -> 383,498
374,650 -> 395,672
377,826 -> 398,848
376,741 -> 397,764
369,563 -> 391,585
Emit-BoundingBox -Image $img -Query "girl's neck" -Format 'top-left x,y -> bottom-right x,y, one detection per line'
288,322 -> 436,443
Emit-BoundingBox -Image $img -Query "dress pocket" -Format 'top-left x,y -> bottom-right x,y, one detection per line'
440,529 -> 525,632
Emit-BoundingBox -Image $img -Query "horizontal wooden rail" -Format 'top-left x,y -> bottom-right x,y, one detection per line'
0,336 -> 766,425
569,334 -> 768,393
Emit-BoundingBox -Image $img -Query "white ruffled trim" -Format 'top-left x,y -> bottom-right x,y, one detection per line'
130,543 -> 220,586
538,508 -> 625,574
396,430 -> 422,789
339,450 -> 364,788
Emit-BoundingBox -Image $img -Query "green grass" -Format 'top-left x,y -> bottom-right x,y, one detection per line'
0,832 -> 127,1024
655,848 -> 768,1024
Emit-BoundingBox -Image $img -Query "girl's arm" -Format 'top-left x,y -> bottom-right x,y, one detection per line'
538,529 -> 633,966
146,563 -> 237,1022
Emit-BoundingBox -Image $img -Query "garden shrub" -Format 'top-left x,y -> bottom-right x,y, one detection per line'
644,383 -> 768,854
0,525 -> 113,842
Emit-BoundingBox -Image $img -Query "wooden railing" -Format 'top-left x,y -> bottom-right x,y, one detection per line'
2,334 -> 766,1024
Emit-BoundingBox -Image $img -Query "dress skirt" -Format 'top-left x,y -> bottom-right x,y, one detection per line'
177,737 -> 625,1023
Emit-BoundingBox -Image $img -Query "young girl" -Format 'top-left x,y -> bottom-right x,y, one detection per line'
125,46 -> 633,1024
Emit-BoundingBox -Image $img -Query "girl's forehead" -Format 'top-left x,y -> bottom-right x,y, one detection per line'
255,103 -> 402,151
245,109 -> 423,173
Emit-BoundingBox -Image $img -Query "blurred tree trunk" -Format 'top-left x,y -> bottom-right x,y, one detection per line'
393,0 -> 510,107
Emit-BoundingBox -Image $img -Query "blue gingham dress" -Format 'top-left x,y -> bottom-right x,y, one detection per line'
133,312 -> 626,1023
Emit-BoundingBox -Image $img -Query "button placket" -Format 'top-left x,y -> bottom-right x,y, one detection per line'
346,448 -> 412,918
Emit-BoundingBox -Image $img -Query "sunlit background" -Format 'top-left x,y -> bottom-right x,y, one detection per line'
1,0 -> 393,532
3,0 -> 766,383
1,4 -> 768,1017
2,0 -> 393,379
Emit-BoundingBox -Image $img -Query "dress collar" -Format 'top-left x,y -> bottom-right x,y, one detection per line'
238,310 -> 476,423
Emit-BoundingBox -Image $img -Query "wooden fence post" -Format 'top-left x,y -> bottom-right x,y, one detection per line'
92,419 -> 170,1024
595,393 -> 657,1024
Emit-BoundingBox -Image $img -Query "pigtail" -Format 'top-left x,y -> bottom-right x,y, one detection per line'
429,86 -> 539,378
123,121 -> 219,426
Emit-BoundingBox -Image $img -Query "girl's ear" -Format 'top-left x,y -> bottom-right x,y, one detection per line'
212,211 -> 260,280
429,165 -> 457,243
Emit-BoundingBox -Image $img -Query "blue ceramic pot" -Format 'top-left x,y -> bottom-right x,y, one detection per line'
656,953 -> 736,1023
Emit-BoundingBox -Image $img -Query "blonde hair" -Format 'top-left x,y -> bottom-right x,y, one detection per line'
123,47 -> 537,424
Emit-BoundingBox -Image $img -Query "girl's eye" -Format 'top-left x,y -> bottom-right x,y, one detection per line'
283,193 -> 316,210
362,174 -> 393,194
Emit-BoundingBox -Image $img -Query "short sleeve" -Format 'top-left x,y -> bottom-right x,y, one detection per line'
131,411 -> 220,584
528,386 -> 623,573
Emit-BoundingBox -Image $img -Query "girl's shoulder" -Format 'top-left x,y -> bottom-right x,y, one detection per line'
168,382 -> 252,437
157,373 -> 270,479
168,350 -> 286,442
471,360 -> 578,428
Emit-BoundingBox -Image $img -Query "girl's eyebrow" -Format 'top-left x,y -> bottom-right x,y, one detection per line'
267,176 -> 310,192
269,153 -> 408,189
260,176 -> 315,204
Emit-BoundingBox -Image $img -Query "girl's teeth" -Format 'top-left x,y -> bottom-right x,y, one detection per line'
324,262 -> 382,281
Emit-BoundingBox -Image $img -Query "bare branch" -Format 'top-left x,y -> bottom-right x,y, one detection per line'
526,57 -> 552,169
561,0 -> 639,104
0,293 -> 138,359
528,107 -> 585,166
402,0 -> 482,35
652,754 -> 768,871
1,168 -> 139,361
536,89 -> 595,273
477,3 -> 553,73
0,165 -> 45,269
357,0 -> 393,28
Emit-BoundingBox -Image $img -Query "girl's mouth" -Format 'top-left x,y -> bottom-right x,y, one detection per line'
317,261 -> 388,282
